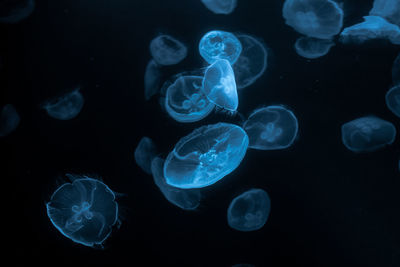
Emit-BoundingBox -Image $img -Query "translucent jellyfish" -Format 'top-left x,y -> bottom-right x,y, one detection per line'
393,53 -> 400,85
150,35 -> 187,66
282,0 -> 344,39
134,137 -> 158,175
42,88 -> 84,120
385,85 -> 400,118
0,104 -> 20,137
165,75 -> 215,123
151,157 -> 201,210
144,60 -> 161,101
201,0 -> 237,15
243,106 -> 299,150
232,34 -> 268,89
199,30 -> 242,65
294,36 -> 335,59
341,116 -> 396,153
46,177 -> 119,247
369,0 -> 400,27
164,122 -> 249,189
0,0 -> 34,24
227,188 -> 271,232
202,59 -> 238,111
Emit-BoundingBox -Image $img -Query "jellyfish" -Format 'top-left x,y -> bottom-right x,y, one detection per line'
232,34 -> 268,89
243,106 -> 298,150
369,0 -> 400,27
282,0 -> 344,39
341,116 -> 396,153
393,53 -> 400,85
134,137 -> 158,175
227,188 -> 271,232
0,104 -> 20,137
151,157 -> 201,210
202,59 -> 238,111
46,177 -> 119,247
42,88 -> 84,120
165,75 -> 215,123
149,35 -> 187,66
294,36 -> 335,59
199,30 -> 242,65
164,122 -> 249,189
385,85 -> 400,118
201,0 -> 237,15
0,0 -> 34,24
144,60 -> 161,101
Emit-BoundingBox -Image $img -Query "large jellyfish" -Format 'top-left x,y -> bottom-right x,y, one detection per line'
0,0 -> 34,24
227,188 -> 271,232
243,106 -> 298,150
369,0 -> 400,27
341,116 -> 396,153
134,137 -> 158,175
393,53 -> 400,85
386,85 -> 400,118
282,0 -> 344,39
201,0 -> 237,15
144,60 -> 161,101
150,35 -> 187,66
0,104 -> 20,137
165,75 -> 215,123
46,177 -> 119,247
199,30 -> 242,65
202,59 -> 238,111
164,122 -> 249,189
42,88 -> 84,120
294,36 -> 335,59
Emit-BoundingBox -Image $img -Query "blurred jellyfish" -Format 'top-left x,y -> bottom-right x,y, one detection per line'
144,60 -> 161,100
42,88 -> 84,120
369,0 -> 400,27
150,35 -> 187,66
294,36 -> 335,59
341,116 -> 396,153
201,0 -> 237,15
232,34 -> 268,89
199,30 -> 242,65
0,0 -> 34,24
151,157 -> 201,210
282,0 -> 344,39
0,104 -> 20,137
202,59 -> 238,111
393,53 -> 400,85
227,188 -> 271,232
243,106 -> 298,150
164,122 -> 249,189
386,85 -> 400,118
165,75 -> 215,122
46,176 -> 119,247
134,136 -> 158,175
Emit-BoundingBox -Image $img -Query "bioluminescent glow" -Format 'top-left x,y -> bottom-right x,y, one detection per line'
201,0 -> 237,15
294,36 -> 334,59
144,60 -> 161,101
369,0 -> 400,27
0,0 -> 35,24
150,35 -> 187,66
42,87 -> 84,120
393,53 -> 400,85
0,104 -> 20,137
134,136 -> 158,175
386,85 -> 400,118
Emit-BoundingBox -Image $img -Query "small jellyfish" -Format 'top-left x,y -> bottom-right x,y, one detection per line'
134,137 -> 158,175
150,35 -> 188,66
46,177 -> 119,247
227,188 -> 271,232
0,0 -> 34,24
0,104 -> 20,137
165,75 -> 215,123
341,116 -> 396,153
369,0 -> 400,27
202,59 -> 238,111
144,60 -> 161,100
42,88 -> 84,120
199,30 -> 242,65
151,157 -> 201,210
164,122 -> 249,189
386,85 -> 400,118
294,36 -> 335,59
201,0 -> 237,15
282,0 -> 344,39
393,53 -> 400,85
243,106 -> 298,150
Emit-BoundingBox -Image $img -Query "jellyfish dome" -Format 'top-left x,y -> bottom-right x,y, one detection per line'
46,177 -> 119,247
294,36 -> 335,59
227,188 -> 271,232
201,0 -> 237,15
393,53 -> 400,85
134,136 -> 158,175
386,85 -> 400,118
144,59 -> 161,101
282,0 -> 344,39
0,104 -> 20,137
202,59 -> 238,111
369,0 -> 400,27
199,30 -> 242,65
243,105 -> 299,150
150,35 -> 187,66
164,122 -> 249,189
42,88 -> 84,120
0,0 -> 35,24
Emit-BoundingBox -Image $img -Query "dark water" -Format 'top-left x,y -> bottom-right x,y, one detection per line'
2,0 -> 400,266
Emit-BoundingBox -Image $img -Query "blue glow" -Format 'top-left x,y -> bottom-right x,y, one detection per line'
165,75 -> 215,123
227,188 -> 271,232
386,85 -> 400,118
294,36 -> 334,59
201,0 -> 237,15
42,88 -> 84,120
150,35 -> 187,66
134,137 -> 158,175
202,59 -> 238,111
144,60 -> 161,101
341,116 -> 396,153
164,122 -> 249,189
243,105 -> 298,150
393,53 -> 400,85
369,0 -> 400,27
46,177 -> 119,247
199,30 -> 242,65
0,104 -> 20,137
0,0 -> 34,24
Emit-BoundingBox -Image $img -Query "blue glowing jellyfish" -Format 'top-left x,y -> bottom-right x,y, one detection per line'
165,75 -> 215,123
386,85 -> 400,118
294,36 -> 335,59
151,157 -> 201,210
46,177 -> 119,247
341,116 -> 396,153
243,106 -> 298,150
201,0 -> 237,15
232,34 -> 268,89
393,53 -> 400,85
164,122 -> 249,189
227,188 -> 271,232
150,35 -> 187,66
42,88 -> 84,120
369,0 -> 400,27
144,60 -> 161,101
134,137 -> 158,175
199,30 -> 242,65
282,0 -> 344,39
202,59 -> 238,111
0,0 -> 34,24
0,104 -> 20,137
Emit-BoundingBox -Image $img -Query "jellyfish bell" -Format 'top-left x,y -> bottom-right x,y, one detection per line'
134,137 -> 158,175
294,36 -> 335,59
201,0 -> 237,15
42,87 -> 84,120
150,34 -> 188,66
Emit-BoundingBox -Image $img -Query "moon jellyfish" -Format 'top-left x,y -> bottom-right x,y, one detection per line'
201,0 -> 237,15
243,106 -> 298,150
0,0 -> 34,24
393,53 -> 400,85
369,0 -> 400,27
144,60 -> 161,100
46,177 -> 119,247
0,104 -> 20,137
232,34 -> 268,89
164,122 -> 249,189
386,85 -> 400,118
227,188 -> 271,232
341,116 -> 396,153
199,30 -> 242,65
282,0 -> 344,39
294,36 -> 335,59
150,35 -> 187,66
134,137 -> 158,175
151,157 -> 201,210
42,88 -> 84,120
165,75 -> 215,123
202,59 -> 238,111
